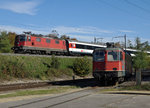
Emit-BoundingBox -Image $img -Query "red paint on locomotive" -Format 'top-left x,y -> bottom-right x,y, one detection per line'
13,34 -> 67,54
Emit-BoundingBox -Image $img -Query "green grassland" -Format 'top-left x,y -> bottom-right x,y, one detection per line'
119,83 -> 150,91
0,54 -> 92,80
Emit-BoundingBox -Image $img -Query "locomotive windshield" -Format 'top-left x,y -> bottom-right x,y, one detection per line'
18,35 -> 27,42
93,51 -> 105,61
107,51 -> 123,61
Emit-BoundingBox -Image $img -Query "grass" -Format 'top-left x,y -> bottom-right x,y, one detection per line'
119,83 -> 150,91
100,83 -> 150,93
0,55 -> 92,80
0,86 -> 79,99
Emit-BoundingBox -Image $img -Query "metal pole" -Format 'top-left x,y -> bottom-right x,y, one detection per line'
136,69 -> 141,86
94,37 -> 96,43
124,34 -> 126,51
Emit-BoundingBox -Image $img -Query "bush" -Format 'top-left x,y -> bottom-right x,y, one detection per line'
0,56 -> 30,79
51,55 -> 60,69
72,56 -> 90,77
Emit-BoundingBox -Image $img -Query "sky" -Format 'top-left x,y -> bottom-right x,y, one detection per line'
0,0 -> 150,44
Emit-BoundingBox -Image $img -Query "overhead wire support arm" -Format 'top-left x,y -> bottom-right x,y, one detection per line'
112,34 -> 127,51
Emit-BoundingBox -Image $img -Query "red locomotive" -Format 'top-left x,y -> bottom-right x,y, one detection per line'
12,32 -> 67,55
93,42 -> 132,84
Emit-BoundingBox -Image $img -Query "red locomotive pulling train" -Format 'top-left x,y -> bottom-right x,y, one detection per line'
93,42 -> 132,84
12,32 -> 105,55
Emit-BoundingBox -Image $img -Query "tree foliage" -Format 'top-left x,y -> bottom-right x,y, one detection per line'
133,51 -> 149,69
114,42 -> 121,48
8,32 -> 16,46
72,56 -> 90,77
127,37 -> 150,51
127,39 -> 133,48
60,34 -> 78,41
0,31 -> 12,53
135,37 -> 142,50
133,37 -> 149,69
60,35 -> 70,40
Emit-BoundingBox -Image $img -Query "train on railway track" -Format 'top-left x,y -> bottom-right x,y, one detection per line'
93,43 -> 133,84
12,32 -> 105,55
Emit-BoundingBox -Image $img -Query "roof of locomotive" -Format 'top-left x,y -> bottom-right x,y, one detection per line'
16,34 -> 65,40
94,47 -> 124,51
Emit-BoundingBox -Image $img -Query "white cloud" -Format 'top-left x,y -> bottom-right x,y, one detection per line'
119,30 -> 135,33
0,0 -> 40,15
0,25 -> 49,34
68,34 -> 95,42
52,26 -> 113,35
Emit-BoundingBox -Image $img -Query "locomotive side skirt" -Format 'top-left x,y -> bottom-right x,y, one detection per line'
13,46 -> 67,53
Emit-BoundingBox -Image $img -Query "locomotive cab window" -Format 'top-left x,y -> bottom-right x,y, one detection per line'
46,39 -> 51,43
120,52 -> 123,61
107,51 -> 119,61
28,36 -> 31,41
107,51 -> 123,61
55,40 -> 59,44
15,36 -> 19,42
93,51 -> 105,61
19,35 -> 27,42
36,38 -> 41,42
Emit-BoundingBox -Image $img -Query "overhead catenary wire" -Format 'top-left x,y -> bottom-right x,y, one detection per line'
125,0 -> 150,14
96,0 -> 150,20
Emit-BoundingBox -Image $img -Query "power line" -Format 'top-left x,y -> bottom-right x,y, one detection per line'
125,0 -> 150,14
96,0 -> 150,20
141,0 -> 150,5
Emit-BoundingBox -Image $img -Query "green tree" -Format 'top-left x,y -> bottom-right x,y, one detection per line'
0,31 -> 12,53
141,41 -> 150,51
60,35 -> 70,40
72,56 -> 90,77
8,32 -> 16,46
133,51 -> 148,69
133,51 -> 149,85
127,39 -> 133,48
135,37 -> 142,50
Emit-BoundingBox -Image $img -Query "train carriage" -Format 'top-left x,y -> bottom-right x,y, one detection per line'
67,40 -> 106,55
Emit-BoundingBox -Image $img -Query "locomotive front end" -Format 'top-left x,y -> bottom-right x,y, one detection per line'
93,47 -> 126,83
12,34 -> 27,53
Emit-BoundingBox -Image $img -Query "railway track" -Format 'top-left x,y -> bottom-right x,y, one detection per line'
0,78 -> 100,92
0,81 -> 51,92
